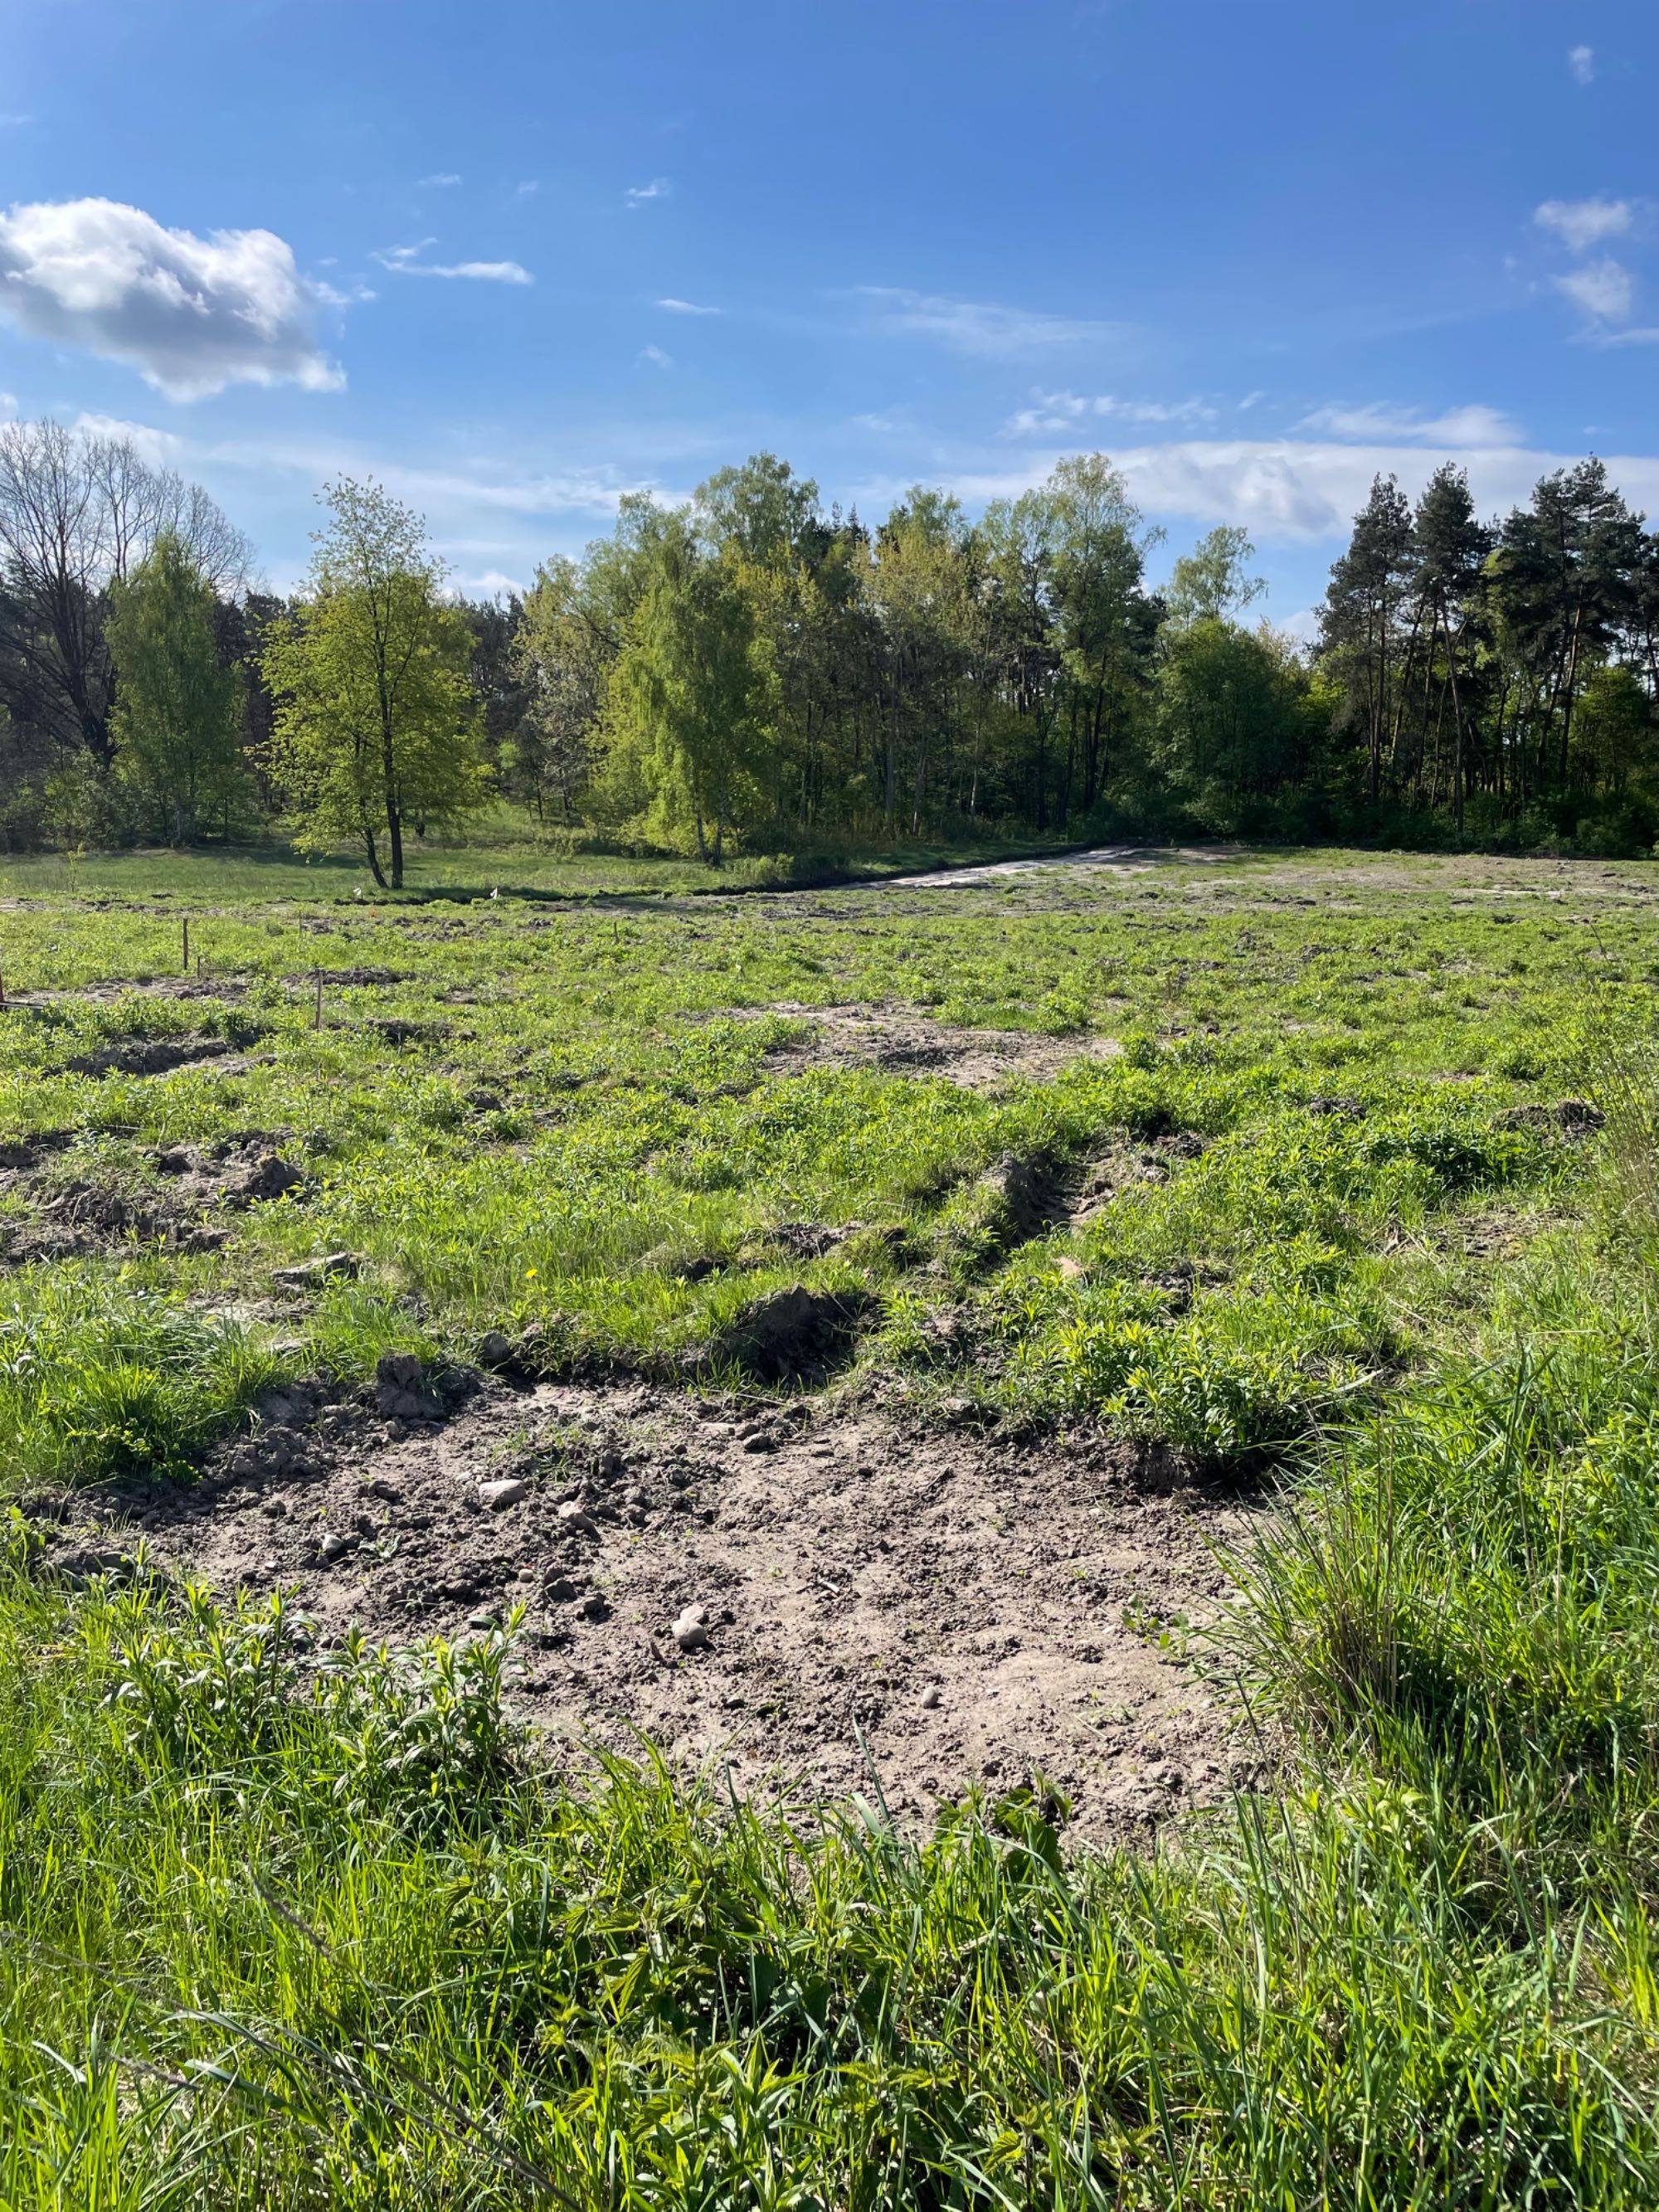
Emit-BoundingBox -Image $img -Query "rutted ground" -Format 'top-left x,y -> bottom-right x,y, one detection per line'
36,1359 -> 1261,1842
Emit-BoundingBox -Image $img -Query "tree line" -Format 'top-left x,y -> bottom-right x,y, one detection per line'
2,418 -> 1657,867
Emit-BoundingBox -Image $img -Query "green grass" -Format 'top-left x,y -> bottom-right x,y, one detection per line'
0,821 -> 1086,904
0,843 -> 1629,1481
1,846 -> 1657,2204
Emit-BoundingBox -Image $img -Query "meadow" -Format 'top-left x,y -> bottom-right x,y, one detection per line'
2,841 -> 1657,2205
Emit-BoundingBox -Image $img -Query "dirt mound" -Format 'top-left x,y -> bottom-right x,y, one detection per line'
46,1379 -> 1265,1842
284,966 -> 405,988
1499,1097 -> 1607,1140
0,1136 -> 307,1268
702,1283 -> 876,1382
67,1035 -> 243,1078
745,1004 -> 1121,1092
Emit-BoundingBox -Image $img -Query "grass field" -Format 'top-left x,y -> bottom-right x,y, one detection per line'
0,820 -> 1085,905
2,843 -> 1657,2205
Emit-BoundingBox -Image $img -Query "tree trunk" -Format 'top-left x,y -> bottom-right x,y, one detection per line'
363,828 -> 387,889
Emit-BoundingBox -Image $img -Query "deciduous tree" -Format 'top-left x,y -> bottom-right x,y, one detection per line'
263,479 -> 483,887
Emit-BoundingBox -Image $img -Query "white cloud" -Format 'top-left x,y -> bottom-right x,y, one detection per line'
0,390 -> 14,416
1005,388 -> 1216,435
863,440 -> 1659,546
68,411 -> 184,463
1554,257 -> 1633,323
418,172 -> 463,188
657,295 -> 718,315
373,241 -> 532,284
1534,197 -> 1632,252
0,114 -> 31,129
859,286 -> 1130,358
514,179 -> 539,198
453,567 -> 528,600
1294,401 -> 1523,446
0,196 -> 343,400
1238,389 -> 1267,411
625,177 -> 672,205
1569,44 -> 1595,85
639,343 -> 672,368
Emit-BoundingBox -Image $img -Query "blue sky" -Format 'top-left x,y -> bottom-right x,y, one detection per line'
0,0 -> 1655,627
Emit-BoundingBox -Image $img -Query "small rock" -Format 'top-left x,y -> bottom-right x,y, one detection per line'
478,1329 -> 514,1368
672,1606 -> 710,1652
577,1591 -> 610,1622
543,1574 -> 581,1603
259,1497 -> 288,1519
364,1478 -> 403,1504
478,1477 -> 527,1511
921,1685 -> 942,1711
319,1530 -> 352,1563
557,1501 -> 598,1534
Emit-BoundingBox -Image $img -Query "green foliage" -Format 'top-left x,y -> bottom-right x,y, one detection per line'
105,531 -> 245,843
603,517 -> 779,861
264,478 -> 487,887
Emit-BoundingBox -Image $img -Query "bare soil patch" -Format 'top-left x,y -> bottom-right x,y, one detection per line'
47,1372 -> 1262,1842
5,977 -> 250,1007
0,1136 -> 307,1266
884,844 -> 1244,887
66,1035 -> 248,1078
753,1004 -> 1121,1091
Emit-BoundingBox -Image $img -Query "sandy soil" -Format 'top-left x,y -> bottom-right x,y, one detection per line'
39,1369 -> 1267,1842
737,1003 -> 1124,1091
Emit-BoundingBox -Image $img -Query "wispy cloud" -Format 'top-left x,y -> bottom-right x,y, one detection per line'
859,286 -> 1130,358
1554,258 -> 1633,325
638,343 -> 672,368
0,113 -> 31,129
373,241 -> 533,284
1535,197 -> 1632,253
1005,388 -> 1216,435
1294,401 -> 1523,446
418,172 -> 463,188
1568,44 -> 1595,86
625,177 -> 672,205
513,179 -> 539,198
657,296 -> 718,315
0,196 -> 343,399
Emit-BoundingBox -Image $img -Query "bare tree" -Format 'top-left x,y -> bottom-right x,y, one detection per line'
0,417 -> 251,764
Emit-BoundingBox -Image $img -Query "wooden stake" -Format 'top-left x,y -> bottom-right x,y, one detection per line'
314,969 -> 324,1030
182,916 -> 190,974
